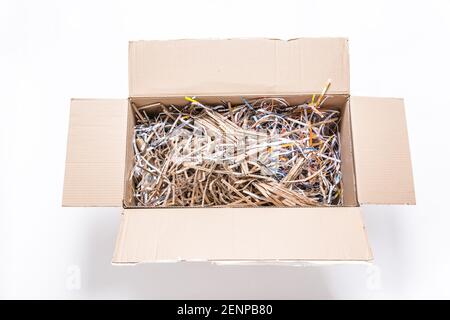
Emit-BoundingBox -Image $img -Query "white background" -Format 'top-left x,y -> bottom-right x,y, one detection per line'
1,0 -> 450,299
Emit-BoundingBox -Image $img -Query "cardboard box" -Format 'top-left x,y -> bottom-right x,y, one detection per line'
63,38 -> 415,265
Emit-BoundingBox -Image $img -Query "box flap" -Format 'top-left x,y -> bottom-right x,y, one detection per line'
350,97 -> 415,205
62,99 -> 128,206
129,38 -> 349,97
112,207 -> 372,264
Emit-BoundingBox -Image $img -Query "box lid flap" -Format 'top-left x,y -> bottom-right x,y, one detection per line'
112,207 -> 372,263
62,99 -> 128,206
350,96 -> 415,205
129,38 -> 349,97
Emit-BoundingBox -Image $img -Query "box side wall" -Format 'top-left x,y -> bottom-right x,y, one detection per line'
340,100 -> 358,206
130,94 -> 347,109
123,100 -> 137,207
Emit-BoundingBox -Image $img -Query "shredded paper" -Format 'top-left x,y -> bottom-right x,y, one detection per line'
131,90 -> 342,207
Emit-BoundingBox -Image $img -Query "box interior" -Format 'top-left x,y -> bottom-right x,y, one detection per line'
123,94 -> 357,208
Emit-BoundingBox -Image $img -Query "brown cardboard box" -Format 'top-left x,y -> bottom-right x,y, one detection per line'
62,38 -> 415,265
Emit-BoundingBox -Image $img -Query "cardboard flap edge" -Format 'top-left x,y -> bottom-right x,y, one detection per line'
128,38 -> 350,97
350,96 -> 416,205
112,207 -> 372,263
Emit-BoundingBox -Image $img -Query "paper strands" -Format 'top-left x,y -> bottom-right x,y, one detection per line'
131,97 -> 342,207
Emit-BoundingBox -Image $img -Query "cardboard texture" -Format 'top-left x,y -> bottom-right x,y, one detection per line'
129,38 -> 349,97
63,99 -> 128,206
63,38 -> 416,264
350,97 -> 415,205
113,208 -> 372,263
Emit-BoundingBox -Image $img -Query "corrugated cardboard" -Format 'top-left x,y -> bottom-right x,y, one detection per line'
62,99 -> 128,206
62,38 -> 416,265
129,38 -> 350,97
112,207 -> 372,263
350,97 -> 415,205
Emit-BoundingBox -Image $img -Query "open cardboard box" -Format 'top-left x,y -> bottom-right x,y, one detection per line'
63,38 -> 415,265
